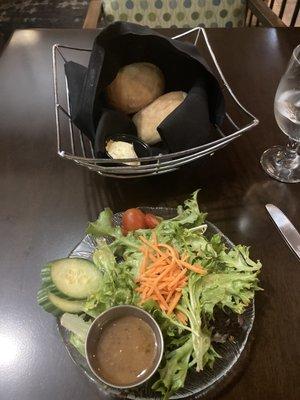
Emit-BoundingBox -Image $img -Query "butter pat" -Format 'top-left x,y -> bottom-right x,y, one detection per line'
106,140 -> 140,166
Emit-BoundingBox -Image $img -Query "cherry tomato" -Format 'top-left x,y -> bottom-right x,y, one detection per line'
144,213 -> 160,229
122,208 -> 146,232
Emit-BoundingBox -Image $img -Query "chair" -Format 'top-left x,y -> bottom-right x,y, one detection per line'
83,0 -> 285,29
265,0 -> 300,26
0,0 -> 88,42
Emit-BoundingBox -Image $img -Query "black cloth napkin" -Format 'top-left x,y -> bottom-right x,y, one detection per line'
158,78 -> 211,152
94,109 -> 137,156
64,61 -> 87,124
65,21 -> 225,153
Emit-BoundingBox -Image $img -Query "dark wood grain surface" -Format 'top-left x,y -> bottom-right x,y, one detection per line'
0,28 -> 299,400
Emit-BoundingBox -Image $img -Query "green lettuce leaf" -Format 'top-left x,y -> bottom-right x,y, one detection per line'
178,273 -> 216,372
219,245 -> 262,273
69,333 -> 86,357
174,190 -> 207,226
61,313 -> 92,357
152,336 -> 193,400
200,271 -> 259,315
86,208 -> 115,237
60,313 -> 91,341
93,242 -> 116,277
84,241 -> 139,316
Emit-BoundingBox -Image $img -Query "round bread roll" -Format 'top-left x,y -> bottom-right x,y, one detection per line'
133,91 -> 187,145
106,62 -> 165,114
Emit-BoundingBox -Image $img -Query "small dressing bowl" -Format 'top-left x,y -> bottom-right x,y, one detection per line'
85,305 -> 164,389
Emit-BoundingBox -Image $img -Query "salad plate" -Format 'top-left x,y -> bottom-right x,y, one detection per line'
57,207 -> 255,399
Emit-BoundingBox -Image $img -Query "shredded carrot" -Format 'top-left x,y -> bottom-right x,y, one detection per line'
154,287 -> 169,309
141,286 -> 149,300
179,260 -> 206,274
167,268 -> 187,289
157,243 -> 179,260
167,291 -> 182,315
176,311 -> 188,325
151,231 -> 158,245
148,252 -> 158,263
144,254 -> 169,273
136,235 -> 206,322
181,252 -> 188,262
139,236 -> 165,256
139,248 -> 149,276
165,286 -> 177,303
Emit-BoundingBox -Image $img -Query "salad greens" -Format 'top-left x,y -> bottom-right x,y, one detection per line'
38,191 -> 262,399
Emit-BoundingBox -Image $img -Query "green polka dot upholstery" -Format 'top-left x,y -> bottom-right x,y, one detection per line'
102,0 -> 246,28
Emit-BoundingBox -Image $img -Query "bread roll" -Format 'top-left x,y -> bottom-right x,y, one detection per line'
133,91 -> 187,145
106,62 -> 165,114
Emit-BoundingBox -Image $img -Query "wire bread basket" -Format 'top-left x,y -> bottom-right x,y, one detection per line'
53,27 -> 259,179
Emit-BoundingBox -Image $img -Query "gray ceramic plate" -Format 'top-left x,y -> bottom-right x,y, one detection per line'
57,207 -> 255,399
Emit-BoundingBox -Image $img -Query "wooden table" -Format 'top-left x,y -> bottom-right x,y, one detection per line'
0,28 -> 299,400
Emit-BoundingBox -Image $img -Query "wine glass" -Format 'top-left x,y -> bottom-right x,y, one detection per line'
260,44 -> 300,183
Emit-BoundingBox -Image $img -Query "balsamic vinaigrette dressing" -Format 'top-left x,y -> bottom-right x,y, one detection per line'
93,316 -> 157,386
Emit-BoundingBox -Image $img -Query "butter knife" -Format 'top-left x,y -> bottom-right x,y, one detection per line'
266,204 -> 300,261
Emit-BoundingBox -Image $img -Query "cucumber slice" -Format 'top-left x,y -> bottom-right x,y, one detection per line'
48,293 -> 85,313
50,258 -> 101,299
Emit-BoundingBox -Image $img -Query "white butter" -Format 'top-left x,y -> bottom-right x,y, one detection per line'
106,140 -> 140,166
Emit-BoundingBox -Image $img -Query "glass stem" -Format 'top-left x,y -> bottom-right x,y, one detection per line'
277,139 -> 300,169
285,138 -> 300,157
